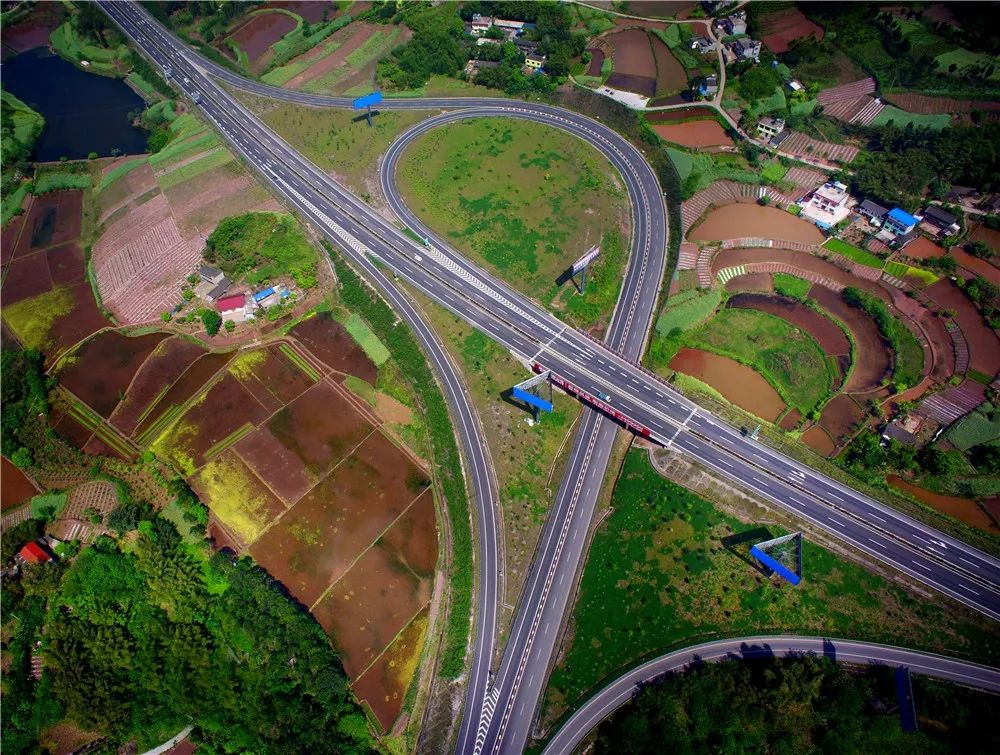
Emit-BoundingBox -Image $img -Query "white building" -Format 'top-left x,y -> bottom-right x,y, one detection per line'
800,181 -> 853,230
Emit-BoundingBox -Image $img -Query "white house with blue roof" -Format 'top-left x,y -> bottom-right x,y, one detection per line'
884,207 -> 919,236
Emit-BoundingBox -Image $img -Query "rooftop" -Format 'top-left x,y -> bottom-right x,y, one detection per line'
888,207 -> 919,227
216,293 -> 246,312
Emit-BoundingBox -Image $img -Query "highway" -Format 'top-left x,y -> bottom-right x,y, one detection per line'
101,4 -> 1000,754
543,635 -> 1000,754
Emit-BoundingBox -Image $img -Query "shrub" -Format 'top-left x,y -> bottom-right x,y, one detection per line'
200,309 -> 222,336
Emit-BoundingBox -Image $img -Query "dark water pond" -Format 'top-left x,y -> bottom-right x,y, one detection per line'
3,47 -> 148,161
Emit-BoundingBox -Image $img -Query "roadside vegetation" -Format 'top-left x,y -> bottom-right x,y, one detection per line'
395,116 -> 630,332
544,449 -> 1000,724
204,212 -> 318,289
591,655 -> 999,754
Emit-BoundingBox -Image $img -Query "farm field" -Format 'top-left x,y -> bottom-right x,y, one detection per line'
670,347 -> 787,422
1,190 -> 108,358
542,449 -> 1000,727
756,6 -> 824,54
395,117 -> 631,332
1,456 -> 39,511
886,92 -> 1000,115
602,28 -> 688,98
650,119 -> 733,148
689,204 -> 824,244
92,110 -> 279,324
43,313 -> 435,733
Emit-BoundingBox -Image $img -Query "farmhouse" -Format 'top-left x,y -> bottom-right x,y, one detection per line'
513,38 -> 539,55
494,18 -> 534,34
691,36 -> 716,54
198,265 -> 225,285
464,59 -> 499,79
205,277 -> 231,302
699,74 -> 719,96
17,541 -> 53,565
801,181 -> 852,229
470,13 -> 492,35
756,116 -> 785,140
857,199 -> 888,225
718,11 -> 747,36
525,53 -> 546,71
216,292 -> 248,322
884,207 -> 919,237
922,205 -> 960,235
730,38 -> 762,62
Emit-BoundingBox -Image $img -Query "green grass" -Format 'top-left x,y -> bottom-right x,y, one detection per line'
344,375 -> 377,407
396,117 -> 629,328
126,71 -> 156,98
665,147 -> 695,180
871,105 -> 951,130
772,272 -> 811,301
266,13 -> 353,72
885,261 -> 939,288
34,171 -> 92,194
651,27 -> 701,72
98,158 -> 147,192
206,212 -> 317,289
823,238 -> 884,269
2,90 -> 44,145
557,230 -> 628,330
49,22 -> 125,77
148,131 -> 218,169
545,449 -> 1000,720
30,491 -> 68,520
2,287 -> 74,350
344,313 -> 390,366
946,405 -> 1000,452
655,288 -> 722,334
684,308 -> 833,414
2,182 -> 31,226
157,149 -> 233,191
760,161 -> 789,183
749,86 -> 787,117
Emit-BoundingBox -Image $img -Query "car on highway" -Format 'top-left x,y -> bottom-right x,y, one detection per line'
596,391 -> 612,403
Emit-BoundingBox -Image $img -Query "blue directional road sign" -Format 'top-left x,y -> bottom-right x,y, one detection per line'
352,91 -> 383,110
750,545 -> 801,585
512,387 -> 553,413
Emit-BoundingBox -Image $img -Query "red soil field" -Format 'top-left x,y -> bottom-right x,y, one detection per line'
266,381 -> 374,479
887,92 -> 1000,115
650,31 -> 687,95
45,243 -> 86,286
132,351 -> 235,440
808,285 -> 892,393
967,223 -> 1000,257
262,1 -> 336,23
83,434 -> 129,462
290,313 -> 378,381
379,488 -> 437,578
47,285 -> 108,359
58,331 -> 169,419
758,7 -> 824,54
227,11 -> 296,62
802,425 -> 836,456
249,431 -> 427,606
779,408 -> 802,431
2,251 -> 53,303
889,476 -> 1000,535
924,279 -> 1000,376
0,4 -> 61,57
724,272 -> 773,293
647,107 -> 718,122
904,236 -> 998,285
1,213 -> 26,264
109,337 -> 206,436
14,191 -> 83,258
179,375 -> 272,468
233,344 -> 318,413
622,1 -> 697,19
51,407 -> 95,449
818,394 -> 866,445
312,533 -> 430,678
727,293 -> 851,385
284,23 -> 381,90
652,120 -> 732,148
585,48 -> 604,77
670,347 -> 787,422
606,29 -> 657,97
233,425 -> 316,505
351,606 -> 428,732
691,205 -> 825,244
2,456 -> 39,511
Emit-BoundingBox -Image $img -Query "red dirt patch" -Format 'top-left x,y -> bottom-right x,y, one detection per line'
58,331 -> 169,419
2,456 -> 39,511
233,425 -> 316,505
266,381 -> 374,479
670,347 -> 787,422
889,476 -> 1000,535
285,22 -> 379,90
652,119 -> 732,148
2,250 -> 53,304
724,272 -> 773,293
802,425 -> 837,456
818,394 -> 866,445
181,375 -> 272,468
809,285 -> 891,393
289,313 -> 377,381
263,1 -> 335,23
46,243 -> 86,286
924,278 -> 1000,376
779,408 -> 802,431
585,48 -> 604,77
606,29 -> 657,97
15,191 -> 83,256
649,30 -> 687,95
887,92 -> 1000,115
227,11 -> 297,63
133,350 -> 234,441
691,205 -> 825,244
758,7 -> 824,54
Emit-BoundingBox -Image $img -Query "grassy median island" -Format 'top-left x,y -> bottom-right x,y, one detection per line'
543,449 -> 1000,726
684,307 -> 834,415
395,117 -> 631,332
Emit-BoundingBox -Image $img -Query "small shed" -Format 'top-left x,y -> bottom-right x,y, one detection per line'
18,541 -> 53,565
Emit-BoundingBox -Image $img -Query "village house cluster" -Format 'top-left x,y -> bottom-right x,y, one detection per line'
467,13 -> 546,73
194,265 -> 293,324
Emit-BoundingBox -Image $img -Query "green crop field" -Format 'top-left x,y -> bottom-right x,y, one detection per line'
946,405 -> 1000,452
772,272 -> 811,301
655,288 -> 722,334
823,238 -> 884,268
760,161 -> 789,183
544,449 -> 1000,720
684,308 -> 832,414
157,149 -> 233,191
871,105 -> 951,130
665,147 -> 695,180
344,313 -> 390,366
98,158 -> 147,192
396,117 -> 630,328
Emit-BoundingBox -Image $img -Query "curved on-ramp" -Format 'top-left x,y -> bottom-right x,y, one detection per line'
543,635 -> 1000,754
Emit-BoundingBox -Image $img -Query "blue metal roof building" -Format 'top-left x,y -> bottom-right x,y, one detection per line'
885,207 -> 919,236
253,287 -> 275,302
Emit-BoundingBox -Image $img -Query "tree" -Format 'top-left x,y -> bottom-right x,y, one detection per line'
161,311 -> 172,322
10,446 -> 33,469
224,320 -> 235,333
969,444 -> 1000,474
200,309 -> 222,336
917,446 -> 963,477
967,240 -> 996,259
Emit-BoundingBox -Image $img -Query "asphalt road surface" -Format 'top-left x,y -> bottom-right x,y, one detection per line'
101,4 -> 1000,754
543,635 -> 1000,754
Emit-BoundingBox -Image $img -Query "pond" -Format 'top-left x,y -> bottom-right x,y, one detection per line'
2,47 -> 148,161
